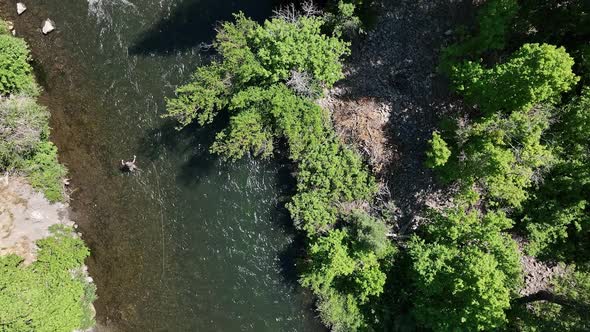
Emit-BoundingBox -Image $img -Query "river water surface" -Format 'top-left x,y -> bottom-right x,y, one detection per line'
0,0 -> 324,331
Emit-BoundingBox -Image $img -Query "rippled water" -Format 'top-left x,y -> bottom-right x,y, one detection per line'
0,0 -> 324,330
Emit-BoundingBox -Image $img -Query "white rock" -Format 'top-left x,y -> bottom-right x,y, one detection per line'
16,3 -> 26,15
31,211 -> 44,221
444,29 -> 453,36
41,19 -> 55,35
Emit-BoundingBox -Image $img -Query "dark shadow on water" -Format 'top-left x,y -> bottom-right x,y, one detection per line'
139,118 -> 219,187
129,0 -> 293,55
269,151 -> 311,290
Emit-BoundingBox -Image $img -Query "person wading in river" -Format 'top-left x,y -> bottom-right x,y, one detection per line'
121,155 -> 139,173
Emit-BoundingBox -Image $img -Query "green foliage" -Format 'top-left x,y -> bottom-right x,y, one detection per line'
439,107 -> 554,207
452,43 -> 578,114
324,1 -> 364,37
523,88 -> 590,263
0,35 -> 37,96
0,33 -> 66,202
211,109 -> 274,160
436,2 -> 590,331
0,20 -> 10,35
166,63 -> 230,127
301,221 -> 395,331
408,208 -> 521,331
0,96 -> 49,168
316,289 -> 365,332
25,141 -> 67,202
0,226 -> 95,332
441,43 -> 575,208
165,13 -> 349,127
344,210 -> 391,258
425,131 -> 451,168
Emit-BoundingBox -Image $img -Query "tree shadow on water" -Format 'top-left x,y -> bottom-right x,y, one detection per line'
139,118 -> 221,187
128,0 -> 292,56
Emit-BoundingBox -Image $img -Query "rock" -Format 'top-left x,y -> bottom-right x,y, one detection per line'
41,19 -> 55,35
6,21 -> 14,31
444,29 -> 453,36
31,211 -> 44,221
16,3 -> 26,15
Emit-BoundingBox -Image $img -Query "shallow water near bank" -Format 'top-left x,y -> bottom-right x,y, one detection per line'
0,1 -> 324,330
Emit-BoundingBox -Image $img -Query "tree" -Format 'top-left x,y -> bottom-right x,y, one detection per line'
452,43 -> 578,114
165,13 -> 349,128
437,107 -> 554,207
440,0 -> 519,72
408,208 -> 521,331
523,88 -> 590,263
511,267 -> 590,331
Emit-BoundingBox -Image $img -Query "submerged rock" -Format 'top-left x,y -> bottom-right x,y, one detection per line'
16,3 -> 27,15
42,19 -> 55,35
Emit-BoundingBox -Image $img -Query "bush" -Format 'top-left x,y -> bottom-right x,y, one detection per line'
25,141 -> 67,202
0,35 -> 38,96
425,132 -> 451,168
0,20 -> 10,35
0,96 -> 49,168
0,226 -> 94,332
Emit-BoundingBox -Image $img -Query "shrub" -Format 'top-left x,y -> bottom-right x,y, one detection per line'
0,35 -> 38,96
0,96 -> 49,168
25,141 -> 67,202
425,131 -> 451,168
0,226 -> 94,332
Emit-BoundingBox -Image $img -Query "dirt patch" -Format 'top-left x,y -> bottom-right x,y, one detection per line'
0,174 -> 75,264
324,0 -> 473,231
321,93 -> 393,174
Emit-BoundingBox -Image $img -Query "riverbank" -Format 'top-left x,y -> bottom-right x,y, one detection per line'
0,13 -> 97,330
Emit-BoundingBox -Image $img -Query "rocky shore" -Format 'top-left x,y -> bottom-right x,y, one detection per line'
0,175 -> 75,264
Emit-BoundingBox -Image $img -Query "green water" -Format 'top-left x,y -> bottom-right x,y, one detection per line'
1,0 -> 324,330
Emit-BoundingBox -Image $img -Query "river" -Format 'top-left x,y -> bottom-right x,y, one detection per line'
0,0 -> 325,331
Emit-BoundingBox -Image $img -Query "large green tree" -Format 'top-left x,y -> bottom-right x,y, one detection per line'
523,88 -> 590,263
408,208 -> 521,331
452,43 -> 578,114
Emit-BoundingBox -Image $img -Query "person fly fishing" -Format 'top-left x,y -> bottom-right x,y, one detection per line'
121,155 -> 139,173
